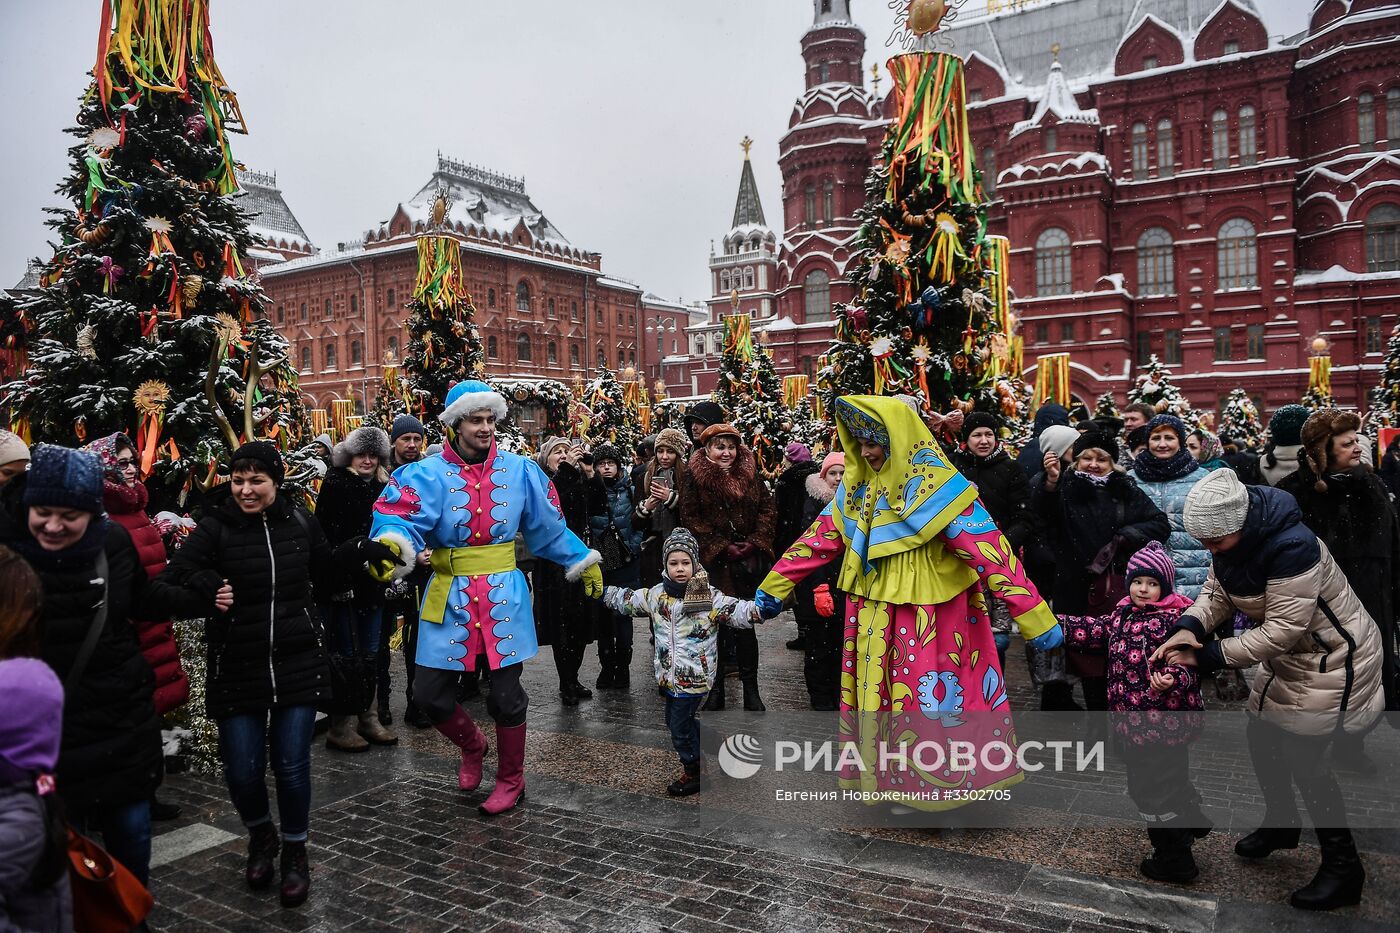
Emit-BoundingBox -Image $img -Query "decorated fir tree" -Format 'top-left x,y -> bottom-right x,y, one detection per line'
818,41 -> 1014,430
1126,355 -> 1196,423
402,224 -> 484,433
583,365 -> 641,452
1219,388 -> 1264,450
1365,325 -> 1400,434
1092,391 -> 1120,420
714,315 -> 795,473
1,0 -> 309,505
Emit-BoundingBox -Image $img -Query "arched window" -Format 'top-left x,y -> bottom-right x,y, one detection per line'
1217,217 -> 1258,290
1044,126 -> 1057,153
324,298 -> 332,319
300,345 -> 311,371
1388,88 -> 1400,144
517,332 -> 532,361
1136,227 -> 1175,295
299,302 -> 307,322
617,349 -> 625,368
743,267 -> 754,289
488,288 -> 496,308
276,305 -> 284,324
1238,105 -> 1257,165
803,270 -> 831,323
547,341 -> 557,364
1034,227 -> 1072,296
1359,91 -> 1377,151
324,341 -> 337,370
1365,203 -> 1400,272
570,301 -> 578,321
822,179 -> 834,226
569,343 -> 580,367
1156,118 -> 1174,177
350,339 -> 362,365
349,294 -> 358,315
487,335 -> 498,359
804,185 -> 817,230
596,348 -> 605,368
387,335 -> 399,358
515,281 -> 531,312
720,270 -> 730,291
1211,108 -> 1230,168
1130,122 -> 1150,176
548,297 -> 556,317
386,287 -> 395,309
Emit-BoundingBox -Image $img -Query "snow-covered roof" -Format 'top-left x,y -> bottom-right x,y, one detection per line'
789,82 -> 880,128
1009,60 -> 1099,138
998,151 -> 1110,183
374,154 -> 573,254
1295,265 -> 1400,286
235,169 -> 313,252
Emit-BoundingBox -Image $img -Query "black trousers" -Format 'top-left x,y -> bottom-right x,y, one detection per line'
553,643 -> 584,690
1122,742 -> 1200,824
1247,716 -> 1349,829
414,661 -> 527,728
715,625 -> 759,681
800,612 -> 841,707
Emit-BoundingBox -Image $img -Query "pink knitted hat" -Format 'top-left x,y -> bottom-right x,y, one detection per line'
1124,540 -> 1176,595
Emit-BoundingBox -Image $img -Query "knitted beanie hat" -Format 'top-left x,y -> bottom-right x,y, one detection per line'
230,441 -> 286,484
654,428 -> 690,458
1038,424 -> 1081,460
1268,404 -> 1311,447
534,436 -> 571,472
592,444 -> 623,468
22,444 -> 104,514
1145,413 -> 1188,445
0,658 -> 64,780
1300,409 -> 1362,492
390,414 -> 427,442
784,442 -> 812,463
960,410 -> 999,442
663,527 -> 701,567
1125,540 -> 1176,595
820,452 -> 846,479
0,430 -> 30,467
1183,467 -> 1250,540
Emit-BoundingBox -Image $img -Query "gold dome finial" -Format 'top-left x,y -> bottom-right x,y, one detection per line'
1051,42 -> 1061,62
740,136 -> 754,159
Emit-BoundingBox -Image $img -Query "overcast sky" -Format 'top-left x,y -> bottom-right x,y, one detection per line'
1,0 -> 1311,303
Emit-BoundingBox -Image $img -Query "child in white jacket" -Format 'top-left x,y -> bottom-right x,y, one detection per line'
601,527 -> 759,796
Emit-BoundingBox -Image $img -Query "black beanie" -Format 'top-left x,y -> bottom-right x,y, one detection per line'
390,414 -> 427,442
960,411 -> 999,442
230,441 -> 285,484
1072,429 -> 1120,463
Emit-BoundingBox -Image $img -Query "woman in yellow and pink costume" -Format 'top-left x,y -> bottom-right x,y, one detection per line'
755,395 -> 1063,807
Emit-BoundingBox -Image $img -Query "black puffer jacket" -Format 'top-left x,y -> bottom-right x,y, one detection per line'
159,487 -> 336,719
0,479 -> 202,810
533,461 -> 596,649
315,466 -> 387,604
773,461 -> 822,555
952,447 -> 1037,551
1032,470 -> 1170,614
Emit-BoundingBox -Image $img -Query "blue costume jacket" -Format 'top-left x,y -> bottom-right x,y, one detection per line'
370,441 -> 596,673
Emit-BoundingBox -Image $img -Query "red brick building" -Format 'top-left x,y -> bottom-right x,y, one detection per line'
673,0 -> 1400,417
252,155 -> 691,413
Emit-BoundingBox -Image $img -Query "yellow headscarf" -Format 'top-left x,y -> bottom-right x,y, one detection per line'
832,395 -> 977,576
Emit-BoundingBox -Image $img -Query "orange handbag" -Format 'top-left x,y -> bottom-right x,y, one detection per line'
67,829 -> 154,933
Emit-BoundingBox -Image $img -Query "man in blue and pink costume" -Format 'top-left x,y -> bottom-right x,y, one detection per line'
368,380 -> 603,815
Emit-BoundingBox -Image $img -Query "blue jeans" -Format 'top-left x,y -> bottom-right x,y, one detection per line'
665,694 -> 705,766
217,705 -> 317,841
74,799 -> 151,887
327,602 -> 382,659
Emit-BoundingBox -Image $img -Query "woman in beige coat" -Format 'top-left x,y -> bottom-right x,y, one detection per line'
1154,468 -> 1383,911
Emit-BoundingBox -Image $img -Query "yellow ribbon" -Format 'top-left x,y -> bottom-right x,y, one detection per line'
421,542 -> 517,625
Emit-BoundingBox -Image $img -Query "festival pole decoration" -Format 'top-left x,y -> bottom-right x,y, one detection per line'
783,374 -> 810,410
1033,353 -> 1072,409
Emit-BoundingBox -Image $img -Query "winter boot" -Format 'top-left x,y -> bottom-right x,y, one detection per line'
1290,829 -> 1365,911
560,683 -> 580,707
1139,828 -> 1199,883
149,793 -> 181,822
1235,825 -> 1301,859
701,686 -> 725,711
667,761 -> 702,797
570,680 -> 593,700
479,722 -> 528,816
1181,801 -> 1214,839
742,679 -> 767,712
279,840 -> 310,908
403,702 -> 432,729
434,706 -> 489,791
245,822 -> 279,890
377,694 -> 393,727
615,645 -> 633,690
357,687 -> 398,746
325,715 -> 369,753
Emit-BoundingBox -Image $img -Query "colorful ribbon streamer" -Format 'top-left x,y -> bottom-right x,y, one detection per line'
723,313 -> 754,364
782,374 -> 809,410
886,53 -> 980,206
1034,353 -> 1072,409
1309,355 -> 1332,396
413,236 -> 468,315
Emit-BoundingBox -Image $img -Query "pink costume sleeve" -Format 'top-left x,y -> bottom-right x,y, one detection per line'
939,501 -> 1058,641
758,511 -> 845,604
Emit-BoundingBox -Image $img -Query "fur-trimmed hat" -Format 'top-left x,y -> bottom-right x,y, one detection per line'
1300,408 -> 1363,492
654,428 -> 690,458
440,379 -> 508,428
332,426 -> 391,468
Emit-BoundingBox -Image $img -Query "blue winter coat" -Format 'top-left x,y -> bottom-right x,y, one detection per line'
590,474 -> 643,586
1127,467 -> 1211,600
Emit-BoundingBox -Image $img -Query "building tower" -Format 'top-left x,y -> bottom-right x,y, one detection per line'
775,0 -> 882,333
707,136 -> 778,324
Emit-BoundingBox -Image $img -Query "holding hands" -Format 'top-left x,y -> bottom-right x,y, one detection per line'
754,589 -> 784,620
1150,629 -> 1202,668
1148,669 -> 1176,694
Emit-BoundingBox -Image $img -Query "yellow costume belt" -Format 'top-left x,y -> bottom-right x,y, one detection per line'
421,542 -> 516,624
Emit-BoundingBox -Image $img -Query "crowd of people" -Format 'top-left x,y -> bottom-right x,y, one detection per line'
0,387 -> 1397,928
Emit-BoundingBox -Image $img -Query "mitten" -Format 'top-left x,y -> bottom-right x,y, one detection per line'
813,584 -> 835,618
1028,624 -> 1065,652
755,589 -> 784,620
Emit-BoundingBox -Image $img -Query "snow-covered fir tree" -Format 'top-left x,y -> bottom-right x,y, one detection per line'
402,228 -> 484,433
1219,388 -> 1264,450
1126,355 -> 1196,424
583,366 -> 641,453
1364,324 -> 1400,434
1092,391 -> 1120,420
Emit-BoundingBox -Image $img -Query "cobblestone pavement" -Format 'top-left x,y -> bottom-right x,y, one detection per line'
149,615 -> 1400,932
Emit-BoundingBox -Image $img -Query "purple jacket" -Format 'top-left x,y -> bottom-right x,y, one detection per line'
1060,593 -> 1204,746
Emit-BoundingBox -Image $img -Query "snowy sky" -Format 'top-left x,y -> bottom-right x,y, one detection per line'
0,0 -> 1312,303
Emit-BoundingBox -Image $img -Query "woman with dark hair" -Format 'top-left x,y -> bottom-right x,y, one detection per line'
0,545 -> 72,932
680,423 -> 776,711
158,441 -> 381,908
533,437 -> 597,706
635,428 -> 691,587
0,446 -> 205,890
316,426 -> 396,751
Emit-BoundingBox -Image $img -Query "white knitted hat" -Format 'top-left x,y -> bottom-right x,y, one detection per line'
1038,425 -> 1080,460
1183,468 -> 1250,540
